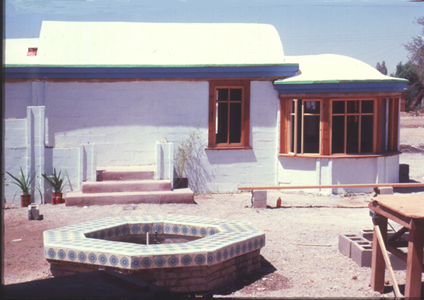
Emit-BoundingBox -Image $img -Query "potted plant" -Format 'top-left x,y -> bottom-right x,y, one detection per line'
6,167 -> 37,207
42,168 -> 67,204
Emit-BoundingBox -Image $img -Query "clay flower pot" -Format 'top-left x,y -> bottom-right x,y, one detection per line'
52,192 -> 63,205
21,195 -> 31,207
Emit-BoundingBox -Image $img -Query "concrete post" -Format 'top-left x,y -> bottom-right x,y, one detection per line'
27,106 -> 45,204
80,144 -> 97,182
156,142 -> 174,184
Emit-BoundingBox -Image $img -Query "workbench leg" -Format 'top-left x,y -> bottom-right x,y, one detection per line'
371,216 -> 387,293
404,221 -> 424,298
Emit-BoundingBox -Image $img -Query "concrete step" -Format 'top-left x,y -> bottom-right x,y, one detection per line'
97,166 -> 155,181
65,189 -> 194,206
82,180 -> 172,193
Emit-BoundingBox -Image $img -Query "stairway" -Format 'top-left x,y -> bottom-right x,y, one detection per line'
65,166 -> 194,206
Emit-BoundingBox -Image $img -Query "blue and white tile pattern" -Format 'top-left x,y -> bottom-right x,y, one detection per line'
43,214 -> 265,270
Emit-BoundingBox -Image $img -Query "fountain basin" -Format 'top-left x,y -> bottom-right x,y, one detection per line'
43,214 -> 265,293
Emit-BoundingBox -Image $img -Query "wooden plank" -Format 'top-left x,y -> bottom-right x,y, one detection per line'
370,195 -> 424,219
386,244 -> 408,262
279,99 -> 291,154
375,98 -> 382,153
372,218 -> 402,298
238,182 -> 424,190
371,216 -> 388,293
321,99 -> 330,155
208,81 -> 216,148
404,221 -> 424,298
388,227 -> 409,242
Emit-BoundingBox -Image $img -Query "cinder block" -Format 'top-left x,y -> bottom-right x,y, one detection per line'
252,191 -> 267,208
338,234 -> 357,257
376,187 -> 394,195
350,238 -> 372,267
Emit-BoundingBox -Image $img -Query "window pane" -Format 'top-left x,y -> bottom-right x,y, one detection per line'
303,116 -> 320,153
216,102 -> 228,143
347,101 -> 359,113
332,116 -> 345,153
230,89 -> 242,101
361,115 -> 374,152
229,103 -> 242,143
346,116 -> 359,153
361,100 -> 374,113
304,101 -> 320,114
291,100 -> 296,114
290,115 -> 295,153
217,89 -> 228,101
332,101 -> 344,114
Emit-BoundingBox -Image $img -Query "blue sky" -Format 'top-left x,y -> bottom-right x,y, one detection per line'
5,0 -> 424,74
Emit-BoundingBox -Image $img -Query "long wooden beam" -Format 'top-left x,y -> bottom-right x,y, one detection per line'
238,183 -> 424,190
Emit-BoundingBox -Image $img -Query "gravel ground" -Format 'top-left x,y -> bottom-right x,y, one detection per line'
2,114 -> 424,298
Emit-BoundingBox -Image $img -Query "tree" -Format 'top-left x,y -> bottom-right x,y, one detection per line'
376,61 -> 387,75
403,17 -> 424,110
393,61 -> 421,108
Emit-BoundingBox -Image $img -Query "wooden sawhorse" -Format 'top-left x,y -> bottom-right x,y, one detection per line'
369,194 -> 424,298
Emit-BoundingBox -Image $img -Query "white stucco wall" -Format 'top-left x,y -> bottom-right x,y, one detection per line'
4,79 -> 400,195
44,81 -> 209,167
277,155 -> 400,194
4,82 -> 33,119
4,119 -> 28,203
4,80 -> 282,193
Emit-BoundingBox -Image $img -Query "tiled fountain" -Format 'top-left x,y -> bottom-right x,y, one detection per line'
43,214 -> 265,293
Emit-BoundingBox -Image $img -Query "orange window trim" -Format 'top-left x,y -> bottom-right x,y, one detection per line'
208,80 -> 250,149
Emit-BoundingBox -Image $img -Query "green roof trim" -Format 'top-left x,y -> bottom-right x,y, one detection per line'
274,78 -> 408,85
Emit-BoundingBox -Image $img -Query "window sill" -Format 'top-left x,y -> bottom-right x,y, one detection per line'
278,151 -> 401,159
205,146 -> 253,150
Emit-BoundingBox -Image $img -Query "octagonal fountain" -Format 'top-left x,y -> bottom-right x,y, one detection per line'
43,214 -> 265,293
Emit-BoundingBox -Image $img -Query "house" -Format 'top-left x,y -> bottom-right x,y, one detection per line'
4,21 -> 407,204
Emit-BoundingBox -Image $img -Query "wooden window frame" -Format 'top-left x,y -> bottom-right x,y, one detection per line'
280,96 -> 396,157
207,80 -> 251,149
330,98 -> 377,155
288,99 -> 322,155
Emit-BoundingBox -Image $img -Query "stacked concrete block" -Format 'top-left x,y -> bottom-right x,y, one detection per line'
252,191 -> 267,208
338,234 -> 372,267
339,229 -> 411,268
350,238 -> 373,267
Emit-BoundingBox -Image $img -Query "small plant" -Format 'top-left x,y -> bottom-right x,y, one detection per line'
6,167 -> 36,196
42,168 -> 67,193
173,127 -> 204,189
343,190 -> 353,197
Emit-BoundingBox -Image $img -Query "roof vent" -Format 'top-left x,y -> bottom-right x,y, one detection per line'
27,48 -> 38,56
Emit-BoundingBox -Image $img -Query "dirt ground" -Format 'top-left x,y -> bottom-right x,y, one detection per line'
2,113 -> 424,298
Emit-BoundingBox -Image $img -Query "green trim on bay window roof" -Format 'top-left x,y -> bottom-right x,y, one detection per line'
274,78 -> 408,85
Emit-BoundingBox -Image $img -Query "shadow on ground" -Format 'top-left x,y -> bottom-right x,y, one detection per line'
214,255 -> 290,296
383,282 -> 424,300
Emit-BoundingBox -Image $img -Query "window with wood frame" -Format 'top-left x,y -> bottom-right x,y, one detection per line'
280,97 -> 396,156
331,99 -> 375,154
208,80 -> 250,149
289,99 -> 321,154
